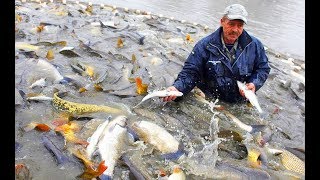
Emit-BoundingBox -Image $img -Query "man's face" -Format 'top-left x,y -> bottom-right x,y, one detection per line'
221,18 -> 244,43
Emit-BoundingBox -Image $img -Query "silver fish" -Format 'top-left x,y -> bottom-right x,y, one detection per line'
237,81 -> 263,113
221,110 -> 266,133
19,59 -> 73,84
26,95 -> 53,101
134,90 -> 183,108
29,77 -> 46,88
98,115 -> 128,179
131,120 -> 184,159
86,117 -> 111,159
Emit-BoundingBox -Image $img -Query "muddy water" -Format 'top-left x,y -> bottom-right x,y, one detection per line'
15,0 -> 305,179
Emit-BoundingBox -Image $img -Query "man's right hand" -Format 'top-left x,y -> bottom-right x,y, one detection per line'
162,86 -> 180,102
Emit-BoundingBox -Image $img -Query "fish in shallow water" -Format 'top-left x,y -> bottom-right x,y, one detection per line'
275,148 -> 305,175
86,117 -> 111,158
237,81 -> 263,113
221,110 -> 266,133
98,115 -> 128,180
130,120 -> 184,160
134,90 -> 183,108
18,58 -> 73,84
41,134 -> 71,165
52,92 -> 124,115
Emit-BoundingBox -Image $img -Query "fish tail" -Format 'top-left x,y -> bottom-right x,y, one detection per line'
257,106 -> 263,113
127,126 -> 140,141
161,149 -> 185,160
41,135 -> 69,165
139,36 -> 145,45
101,106 -> 123,114
99,174 -> 112,180
18,89 -> 26,99
59,76 -> 74,84
250,125 -> 267,133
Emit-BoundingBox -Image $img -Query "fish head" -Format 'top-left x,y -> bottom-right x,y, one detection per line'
113,115 -> 127,127
236,81 -> 245,90
130,121 -> 148,138
246,145 -> 262,168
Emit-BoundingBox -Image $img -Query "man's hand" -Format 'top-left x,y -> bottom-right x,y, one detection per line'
162,86 -> 180,102
239,82 -> 256,97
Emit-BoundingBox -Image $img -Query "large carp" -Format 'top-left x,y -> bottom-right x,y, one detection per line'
130,120 -> 184,160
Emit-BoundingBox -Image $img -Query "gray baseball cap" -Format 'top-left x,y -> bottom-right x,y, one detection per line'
223,4 -> 248,24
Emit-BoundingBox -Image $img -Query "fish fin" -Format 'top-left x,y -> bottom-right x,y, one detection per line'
99,174 -> 112,180
59,76 -> 74,84
133,101 -> 143,109
18,89 -> 26,99
41,134 -> 69,165
161,149 -> 185,160
56,91 -> 68,98
23,122 -> 38,132
139,36 -> 145,45
76,157 -> 107,179
250,125 -> 267,133
127,126 -> 140,141
92,148 -> 100,157
35,123 -> 51,132
97,160 -> 108,175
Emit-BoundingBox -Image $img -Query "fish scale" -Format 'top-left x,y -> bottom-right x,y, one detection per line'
52,92 -> 123,115
280,149 -> 305,175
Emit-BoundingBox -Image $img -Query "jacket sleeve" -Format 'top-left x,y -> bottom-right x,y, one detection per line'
249,40 -> 271,91
173,42 -> 205,95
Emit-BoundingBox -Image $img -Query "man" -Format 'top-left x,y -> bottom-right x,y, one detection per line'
163,4 -> 270,103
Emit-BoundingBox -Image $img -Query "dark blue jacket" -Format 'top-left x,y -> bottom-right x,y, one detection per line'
173,27 -> 271,103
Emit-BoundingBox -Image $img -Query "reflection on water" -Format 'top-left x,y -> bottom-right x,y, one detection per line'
83,0 -> 305,60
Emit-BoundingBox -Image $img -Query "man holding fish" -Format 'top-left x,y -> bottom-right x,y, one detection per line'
162,4 -> 270,104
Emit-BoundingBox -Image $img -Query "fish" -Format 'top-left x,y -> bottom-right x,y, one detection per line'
23,122 -> 52,132
134,90 -> 183,108
214,161 -> 271,179
26,95 -> 53,101
29,77 -> 46,88
52,92 -> 125,115
221,110 -> 266,133
41,134 -> 71,165
246,147 -> 264,168
54,121 -> 89,146
71,148 -> 108,179
268,148 -> 305,175
130,120 -> 184,160
86,117 -> 111,158
168,166 -> 186,180
237,81 -> 263,113
135,77 -> 148,95
70,60 -> 95,78
284,147 -> 305,162
20,58 -> 73,84
15,42 -> 40,51
98,115 -> 128,180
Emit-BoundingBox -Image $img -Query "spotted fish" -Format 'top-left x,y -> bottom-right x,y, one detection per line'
52,92 -> 124,115
279,149 -> 305,175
